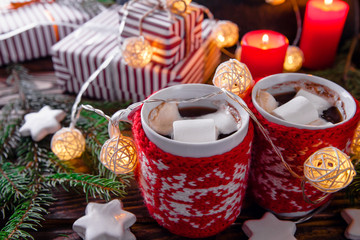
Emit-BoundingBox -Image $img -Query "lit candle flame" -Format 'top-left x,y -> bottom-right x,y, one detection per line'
324,0 -> 333,5
262,34 -> 269,45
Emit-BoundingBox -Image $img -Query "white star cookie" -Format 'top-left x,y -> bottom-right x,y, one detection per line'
73,199 -> 136,240
242,212 -> 297,240
341,208 -> 360,240
19,105 -> 66,142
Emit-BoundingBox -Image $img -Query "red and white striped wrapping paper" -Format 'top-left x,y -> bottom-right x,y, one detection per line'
118,2 -> 203,67
52,5 -> 219,102
202,19 -> 221,82
0,1 -> 91,66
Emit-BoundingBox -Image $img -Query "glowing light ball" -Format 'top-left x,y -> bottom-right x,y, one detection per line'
122,36 -> 153,68
351,123 -> 360,156
265,0 -> 285,5
283,46 -> 304,72
51,127 -> 86,161
304,147 -> 356,193
212,20 -> 239,48
212,59 -> 254,98
100,135 -> 137,174
171,0 -> 191,12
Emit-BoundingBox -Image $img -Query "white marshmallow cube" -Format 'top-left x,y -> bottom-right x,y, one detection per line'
148,102 -> 182,136
256,90 -> 279,113
295,89 -> 331,114
272,96 -> 319,125
199,107 -> 239,135
173,119 -> 217,143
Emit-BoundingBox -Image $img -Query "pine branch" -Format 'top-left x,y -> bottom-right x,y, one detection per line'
0,66 -> 134,239
46,152 -> 74,174
0,109 -> 22,164
0,190 -> 54,240
347,158 -> 360,204
0,162 -> 28,199
16,137 -> 73,175
0,163 -> 31,218
44,173 -> 130,202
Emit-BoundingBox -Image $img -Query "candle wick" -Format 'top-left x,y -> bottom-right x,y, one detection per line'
261,34 -> 269,49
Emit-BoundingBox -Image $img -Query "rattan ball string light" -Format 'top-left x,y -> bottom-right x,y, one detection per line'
284,46 -> 304,72
212,59 -> 254,98
100,134 -> 137,174
351,123 -> 360,156
51,127 -> 86,161
212,20 -> 239,48
121,36 -> 153,68
304,147 -> 356,193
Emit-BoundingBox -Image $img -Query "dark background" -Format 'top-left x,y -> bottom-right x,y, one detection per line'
193,0 -> 358,45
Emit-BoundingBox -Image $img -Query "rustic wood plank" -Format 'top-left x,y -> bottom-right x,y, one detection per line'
22,178 -> 353,240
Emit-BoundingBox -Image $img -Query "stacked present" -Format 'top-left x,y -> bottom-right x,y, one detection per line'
0,0 -> 94,66
51,1 -> 221,102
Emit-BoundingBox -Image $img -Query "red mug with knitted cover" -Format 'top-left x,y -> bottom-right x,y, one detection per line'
250,73 -> 360,217
131,84 -> 253,238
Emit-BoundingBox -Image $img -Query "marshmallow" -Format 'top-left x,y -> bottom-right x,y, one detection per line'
148,102 -> 182,136
256,90 -> 279,113
173,119 -> 217,143
295,89 -> 332,114
272,96 -> 319,125
199,107 -> 239,135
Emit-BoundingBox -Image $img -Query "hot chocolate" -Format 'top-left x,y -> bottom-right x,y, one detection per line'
148,100 -> 242,142
256,79 -> 344,126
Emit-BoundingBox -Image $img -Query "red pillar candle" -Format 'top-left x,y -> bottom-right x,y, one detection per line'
299,0 -> 349,69
240,30 -> 288,81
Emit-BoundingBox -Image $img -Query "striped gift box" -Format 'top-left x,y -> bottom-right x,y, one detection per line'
202,19 -> 221,82
0,1 -> 91,66
119,2 -> 203,67
51,5 -> 218,102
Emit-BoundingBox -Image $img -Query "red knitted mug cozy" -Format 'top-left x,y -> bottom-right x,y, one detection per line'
132,107 -> 254,238
248,99 -> 360,215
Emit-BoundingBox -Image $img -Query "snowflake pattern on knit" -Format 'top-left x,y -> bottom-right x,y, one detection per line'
249,100 -> 360,214
132,108 -> 254,238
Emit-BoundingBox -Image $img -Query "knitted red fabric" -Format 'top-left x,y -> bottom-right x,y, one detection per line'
132,108 -> 254,238
248,99 -> 360,214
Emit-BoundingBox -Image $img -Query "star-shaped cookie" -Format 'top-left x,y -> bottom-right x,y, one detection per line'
341,208 -> 360,240
73,199 -> 136,240
19,105 -> 66,142
242,212 -> 297,240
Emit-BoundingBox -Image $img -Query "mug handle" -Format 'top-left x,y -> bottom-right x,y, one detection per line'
108,102 -> 143,138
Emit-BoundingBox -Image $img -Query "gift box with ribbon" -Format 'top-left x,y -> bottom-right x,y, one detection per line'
202,19 -> 221,82
51,6 -> 219,102
0,0 -> 92,66
118,1 -> 203,67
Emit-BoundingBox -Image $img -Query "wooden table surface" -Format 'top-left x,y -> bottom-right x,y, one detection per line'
25,180 -> 353,240
0,58 -> 357,240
